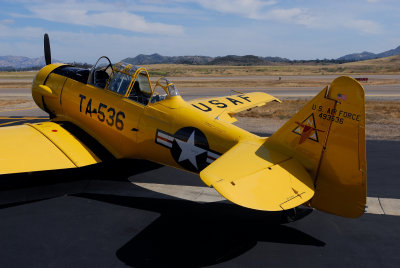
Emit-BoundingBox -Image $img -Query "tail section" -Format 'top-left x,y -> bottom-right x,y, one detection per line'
267,76 -> 366,218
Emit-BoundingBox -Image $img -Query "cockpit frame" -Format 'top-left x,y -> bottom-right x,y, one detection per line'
89,58 -> 181,106
87,56 -> 113,89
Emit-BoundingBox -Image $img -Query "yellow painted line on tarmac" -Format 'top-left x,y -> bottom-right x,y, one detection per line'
0,116 -> 47,127
0,120 -> 26,127
0,116 -> 46,119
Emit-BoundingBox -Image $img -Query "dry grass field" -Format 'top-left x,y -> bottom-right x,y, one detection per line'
144,55 -> 400,77
1,77 -> 397,89
0,71 -> 36,79
236,99 -> 400,140
172,78 -> 397,88
1,55 -> 399,79
0,97 -> 36,112
0,81 -> 32,88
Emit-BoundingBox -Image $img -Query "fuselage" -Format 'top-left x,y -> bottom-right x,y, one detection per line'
32,63 -> 260,173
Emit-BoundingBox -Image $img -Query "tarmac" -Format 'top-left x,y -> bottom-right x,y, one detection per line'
0,114 -> 399,267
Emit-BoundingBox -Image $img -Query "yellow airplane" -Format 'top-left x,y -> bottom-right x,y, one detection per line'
0,34 -> 366,218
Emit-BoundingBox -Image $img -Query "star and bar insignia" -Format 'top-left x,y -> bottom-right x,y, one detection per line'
156,127 -> 221,172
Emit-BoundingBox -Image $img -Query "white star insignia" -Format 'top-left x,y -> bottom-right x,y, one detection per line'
175,130 -> 206,169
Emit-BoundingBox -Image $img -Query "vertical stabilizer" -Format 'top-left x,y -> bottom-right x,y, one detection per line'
267,76 -> 366,218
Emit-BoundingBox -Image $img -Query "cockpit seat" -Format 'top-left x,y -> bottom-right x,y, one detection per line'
94,70 -> 109,89
129,81 -> 149,105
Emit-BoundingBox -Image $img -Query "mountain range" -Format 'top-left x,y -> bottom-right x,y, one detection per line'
0,56 -> 46,69
337,45 -> 400,61
1,45 -> 399,69
122,54 -> 291,66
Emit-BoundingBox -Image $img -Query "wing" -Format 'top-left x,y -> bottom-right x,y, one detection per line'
200,139 -> 315,211
0,122 -> 106,175
188,92 -> 279,123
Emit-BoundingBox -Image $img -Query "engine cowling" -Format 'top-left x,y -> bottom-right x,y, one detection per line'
32,63 -> 68,116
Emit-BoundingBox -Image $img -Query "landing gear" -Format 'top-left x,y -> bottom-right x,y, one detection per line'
281,206 -> 314,223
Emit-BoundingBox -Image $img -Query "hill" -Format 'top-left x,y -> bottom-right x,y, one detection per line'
0,56 -> 45,69
122,54 -> 291,66
2,43 -> 400,69
123,53 -> 214,65
337,45 -> 400,61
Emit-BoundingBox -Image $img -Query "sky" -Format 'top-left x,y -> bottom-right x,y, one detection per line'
0,0 -> 399,63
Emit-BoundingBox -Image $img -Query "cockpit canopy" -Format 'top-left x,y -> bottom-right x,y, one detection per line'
89,57 -> 180,105
88,56 -> 113,88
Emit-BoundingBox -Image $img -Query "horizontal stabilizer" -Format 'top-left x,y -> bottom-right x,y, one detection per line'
200,140 -> 314,211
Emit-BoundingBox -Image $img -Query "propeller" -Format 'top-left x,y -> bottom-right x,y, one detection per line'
44,33 -> 51,65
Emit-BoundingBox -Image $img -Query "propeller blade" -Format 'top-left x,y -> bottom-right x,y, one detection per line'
44,33 -> 51,65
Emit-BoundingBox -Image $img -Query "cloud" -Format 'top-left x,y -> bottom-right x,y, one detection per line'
186,0 -> 317,27
15,0 -> 184,36
0,24 -> 44,38
191,0 -> 277,19
0,19 -> 15,25
348,19 -> 383,34
265,8 -> 315,26
1,0 -> 393,61
179,0 -> 385,34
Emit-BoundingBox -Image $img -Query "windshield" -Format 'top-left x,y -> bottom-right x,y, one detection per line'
107,71 -> 132,95
136,72 -> 152,95
156,78 -> 180,96
150,78 -> 180,103
126,71 -> 152,105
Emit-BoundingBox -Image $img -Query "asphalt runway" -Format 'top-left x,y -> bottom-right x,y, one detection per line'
0,116 -> 399,267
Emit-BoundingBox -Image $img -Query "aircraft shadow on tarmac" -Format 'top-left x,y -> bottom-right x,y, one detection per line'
74,192 -> 324,267
0,159 -> 162,207
1,157 -> 324,267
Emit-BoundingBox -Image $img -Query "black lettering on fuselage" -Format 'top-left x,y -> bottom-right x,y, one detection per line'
79,94 -> 86,112
97,103 -> 107,121
85,98 -> 93,116
192,103 -> 212,112
208,100 -> 228,108
237,95 -> 251,102
226,97 -> 243,105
